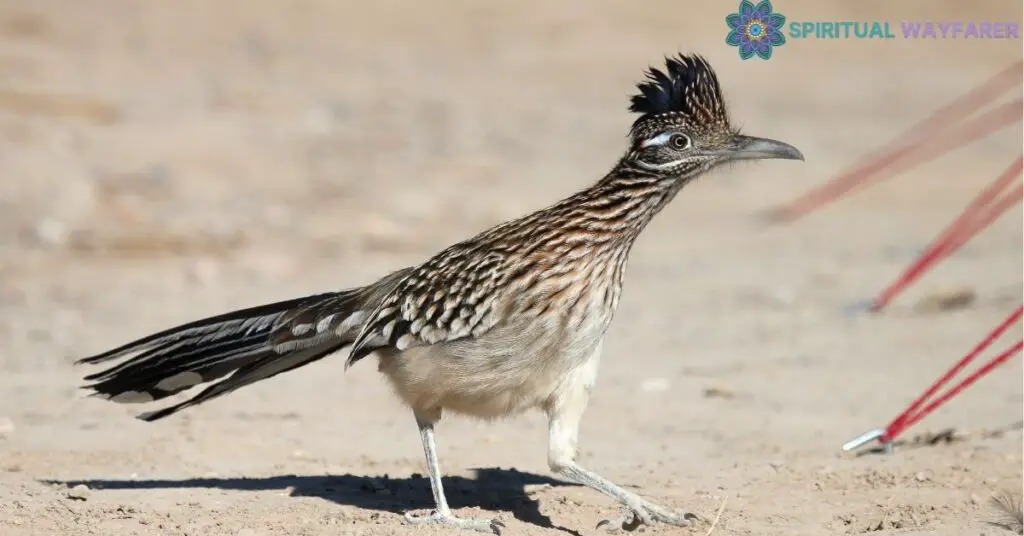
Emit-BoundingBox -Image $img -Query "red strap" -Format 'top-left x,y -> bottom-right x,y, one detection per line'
767,61 -> 1022,222
894,340 -> 1022,438
880,306 -> 1023,443
870,158 -> 1023,311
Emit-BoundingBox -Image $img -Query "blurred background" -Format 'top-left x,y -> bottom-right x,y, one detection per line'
0,1 -> 1021,535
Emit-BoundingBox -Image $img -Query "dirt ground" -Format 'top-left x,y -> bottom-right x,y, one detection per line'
1,1 -> 1022,535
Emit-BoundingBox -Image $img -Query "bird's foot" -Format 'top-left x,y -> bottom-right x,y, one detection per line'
595,500 -> 702,533
404,509 -> 505,534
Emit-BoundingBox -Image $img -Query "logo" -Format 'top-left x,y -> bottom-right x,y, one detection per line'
726,0 -> 786,60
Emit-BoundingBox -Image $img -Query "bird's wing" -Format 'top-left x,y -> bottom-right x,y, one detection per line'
346,245 -> 510,367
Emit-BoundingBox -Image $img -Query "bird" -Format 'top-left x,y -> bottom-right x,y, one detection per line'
76,53 -> 804,534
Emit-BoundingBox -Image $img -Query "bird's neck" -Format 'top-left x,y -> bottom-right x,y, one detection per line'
570,159 -> 688,246
478,159 -> 692,262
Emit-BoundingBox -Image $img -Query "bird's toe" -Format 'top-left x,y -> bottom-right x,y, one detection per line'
402,509 -> 502,534
595,507 -> 649,533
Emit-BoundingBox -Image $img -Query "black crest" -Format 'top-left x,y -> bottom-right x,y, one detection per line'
629,54 -> 729,134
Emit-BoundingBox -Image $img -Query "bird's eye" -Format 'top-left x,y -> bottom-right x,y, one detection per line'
669,134 -> 691,150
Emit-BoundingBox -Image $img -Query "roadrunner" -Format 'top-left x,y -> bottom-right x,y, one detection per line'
78,54 -> 803,533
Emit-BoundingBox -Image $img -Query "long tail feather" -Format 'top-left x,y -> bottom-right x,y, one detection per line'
78,291 -> 365,418
77,295 -> 326,366
78,267 -> 414,421
136,342 -> 347,421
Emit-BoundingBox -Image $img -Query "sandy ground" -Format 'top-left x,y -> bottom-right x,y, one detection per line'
1,1 -> 1022,535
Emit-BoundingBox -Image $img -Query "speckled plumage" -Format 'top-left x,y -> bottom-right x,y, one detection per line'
76,53 -> 803,534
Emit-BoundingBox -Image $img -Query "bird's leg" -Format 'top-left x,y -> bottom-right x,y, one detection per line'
403,410 -> 504,534
546,382 -> 700,532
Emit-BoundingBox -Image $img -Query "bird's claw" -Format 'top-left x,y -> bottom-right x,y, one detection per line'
596,503 -> 701,532
404,509 -> 504,534
596,509 -> 646,533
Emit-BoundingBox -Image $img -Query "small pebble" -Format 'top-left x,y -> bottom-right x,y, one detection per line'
640,378 -> 670,393
0,417 -> 14,437
703,386 -> 736,400
32,218 -> 68,246
67,484 -> 90,501
524,483 -> 551,495
915,287 -> 976,313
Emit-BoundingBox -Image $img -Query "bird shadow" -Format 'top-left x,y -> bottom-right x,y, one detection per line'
45,467 -> 584,535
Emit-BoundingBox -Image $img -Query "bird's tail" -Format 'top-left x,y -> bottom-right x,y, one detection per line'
77,289 -> 371,422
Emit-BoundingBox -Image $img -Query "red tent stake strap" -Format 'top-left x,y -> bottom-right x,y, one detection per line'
843,305 -> 1024,454
770,101 -> 1021,227
869,156 -> 1023,312
766,61 -> 1023,223
851,100 -> 1022,196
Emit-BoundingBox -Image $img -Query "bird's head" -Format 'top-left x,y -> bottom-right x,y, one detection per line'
625,54 -> 803,178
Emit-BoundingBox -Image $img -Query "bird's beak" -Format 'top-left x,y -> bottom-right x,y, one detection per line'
721,134 -> 804,162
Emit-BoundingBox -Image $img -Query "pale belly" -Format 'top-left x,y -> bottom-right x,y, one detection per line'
376,307 -> 611,419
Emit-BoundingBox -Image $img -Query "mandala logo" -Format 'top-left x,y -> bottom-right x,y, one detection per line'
726,0 -> 786,60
